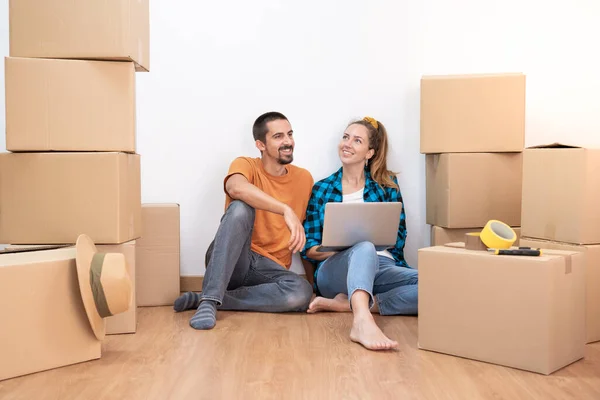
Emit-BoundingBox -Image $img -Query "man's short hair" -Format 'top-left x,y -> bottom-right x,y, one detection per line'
252,112 -> 288,143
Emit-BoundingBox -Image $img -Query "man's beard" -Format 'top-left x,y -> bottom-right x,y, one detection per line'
277,146 -> 293,165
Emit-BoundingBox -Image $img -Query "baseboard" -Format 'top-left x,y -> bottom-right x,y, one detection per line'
180,276 -> 203,292
180,274 -> 308,293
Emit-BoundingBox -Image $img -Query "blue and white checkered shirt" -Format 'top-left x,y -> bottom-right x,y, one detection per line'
301,167 -> 409,269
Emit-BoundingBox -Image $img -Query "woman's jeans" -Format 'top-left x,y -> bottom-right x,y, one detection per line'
315,241 -> 418,315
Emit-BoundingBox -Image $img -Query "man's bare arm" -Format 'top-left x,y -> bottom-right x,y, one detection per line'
225,173 -> 305,253
226,173 -> 288,215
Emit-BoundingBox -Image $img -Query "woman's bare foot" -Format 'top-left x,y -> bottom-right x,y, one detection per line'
307,293 -> 350,313
350,313 -> 399,351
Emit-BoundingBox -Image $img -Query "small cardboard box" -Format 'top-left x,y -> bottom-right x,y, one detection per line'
426,153 -> 523,228
8,0 -> 149,72
420,73 -> 525,154
521,143 -> 600,244
431,226 -> 521,246
0,247 -> 101,381
0,152 -> 141,245
136,204 -> 181,306
5,57 -> 136,152
418,244 -> 585,375
520,237 -> 600,344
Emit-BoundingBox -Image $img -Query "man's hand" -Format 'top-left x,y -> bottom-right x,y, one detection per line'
283,206 -> 305,254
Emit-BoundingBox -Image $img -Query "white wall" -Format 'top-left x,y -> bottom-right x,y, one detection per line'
0,1 -> 599,276
135,0 -> 426,276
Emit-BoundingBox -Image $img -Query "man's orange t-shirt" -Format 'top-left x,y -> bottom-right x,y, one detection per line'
223,157 -> 314,269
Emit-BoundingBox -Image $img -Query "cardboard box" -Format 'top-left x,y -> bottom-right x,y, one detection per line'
0,152 -> 141,245
418,244 -> 585,375
136,204 -> 180,306
520,237 -> 600,344
5,57 -> 136,152
420,73 -> 525,154
426,153 -> 523,228
431,226 -> 521,246
8,0 -> 149,72
0,247 -> 101,381
521,143 -> 600,244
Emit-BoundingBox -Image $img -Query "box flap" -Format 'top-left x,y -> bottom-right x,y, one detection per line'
526,142 -> 582,149
0,244 -> 71,254
443,242 -> 466,249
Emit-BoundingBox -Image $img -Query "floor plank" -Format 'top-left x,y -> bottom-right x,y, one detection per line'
1,307 -> 599,399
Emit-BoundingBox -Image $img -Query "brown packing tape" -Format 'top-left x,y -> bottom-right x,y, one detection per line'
465,232 -> 487,251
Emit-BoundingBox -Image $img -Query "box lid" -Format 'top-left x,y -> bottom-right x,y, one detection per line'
421,72 -> 525,80
420,243 -> 580,260
0,246 -> 76,267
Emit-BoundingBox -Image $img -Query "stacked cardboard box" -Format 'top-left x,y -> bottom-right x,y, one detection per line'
137,204 -> 181,307
0,0 -> 150,353
417,73 -> 588,375
421,73 -> 525,244
519,144 -> 600,344
418,244 -> 585,375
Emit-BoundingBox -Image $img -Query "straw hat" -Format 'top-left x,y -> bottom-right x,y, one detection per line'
75,234 -> 132,341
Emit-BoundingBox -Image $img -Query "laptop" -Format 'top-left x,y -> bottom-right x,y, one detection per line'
316,202 -> 402,252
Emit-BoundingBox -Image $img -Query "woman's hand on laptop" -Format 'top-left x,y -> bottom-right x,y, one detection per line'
284,206 -> 306,254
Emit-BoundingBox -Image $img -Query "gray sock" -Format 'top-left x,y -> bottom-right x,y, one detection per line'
190,300 -> 217,330
173,292 -> 201,312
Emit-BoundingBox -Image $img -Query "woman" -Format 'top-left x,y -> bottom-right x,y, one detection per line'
301,116 -> 418,351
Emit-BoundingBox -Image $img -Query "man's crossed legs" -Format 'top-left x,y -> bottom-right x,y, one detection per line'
174,200 -> 313,329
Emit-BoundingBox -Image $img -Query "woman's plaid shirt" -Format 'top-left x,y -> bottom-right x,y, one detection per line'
301,167 -> 409,269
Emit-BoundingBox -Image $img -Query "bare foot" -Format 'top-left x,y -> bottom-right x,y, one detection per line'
350,314 -> 399,351
307,293 -> 350,313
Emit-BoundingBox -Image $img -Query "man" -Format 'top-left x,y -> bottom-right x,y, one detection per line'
174,111 -> 315,330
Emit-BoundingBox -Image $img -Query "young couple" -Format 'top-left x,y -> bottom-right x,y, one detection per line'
174,111 -> 418,351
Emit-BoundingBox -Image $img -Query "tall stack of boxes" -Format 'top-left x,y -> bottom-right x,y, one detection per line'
421,73 -> 525,244
417,73 -> 587,375
519,144 -> 600,344
0,0 -> 149,381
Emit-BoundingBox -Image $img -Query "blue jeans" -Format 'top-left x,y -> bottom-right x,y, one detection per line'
315,241 -> 418,315
201,200 -> 313,312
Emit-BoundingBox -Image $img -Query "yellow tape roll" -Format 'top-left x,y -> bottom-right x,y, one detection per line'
479,220 -> 516,249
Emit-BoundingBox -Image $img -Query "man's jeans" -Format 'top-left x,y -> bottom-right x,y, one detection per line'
201,200 -> 313,312
315,241 -> 418,315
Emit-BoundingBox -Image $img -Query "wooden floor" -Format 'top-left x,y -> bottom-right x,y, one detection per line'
2,307 -> 600,400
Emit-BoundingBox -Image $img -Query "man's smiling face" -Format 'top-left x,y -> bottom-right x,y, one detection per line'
261,119 -> 295,165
